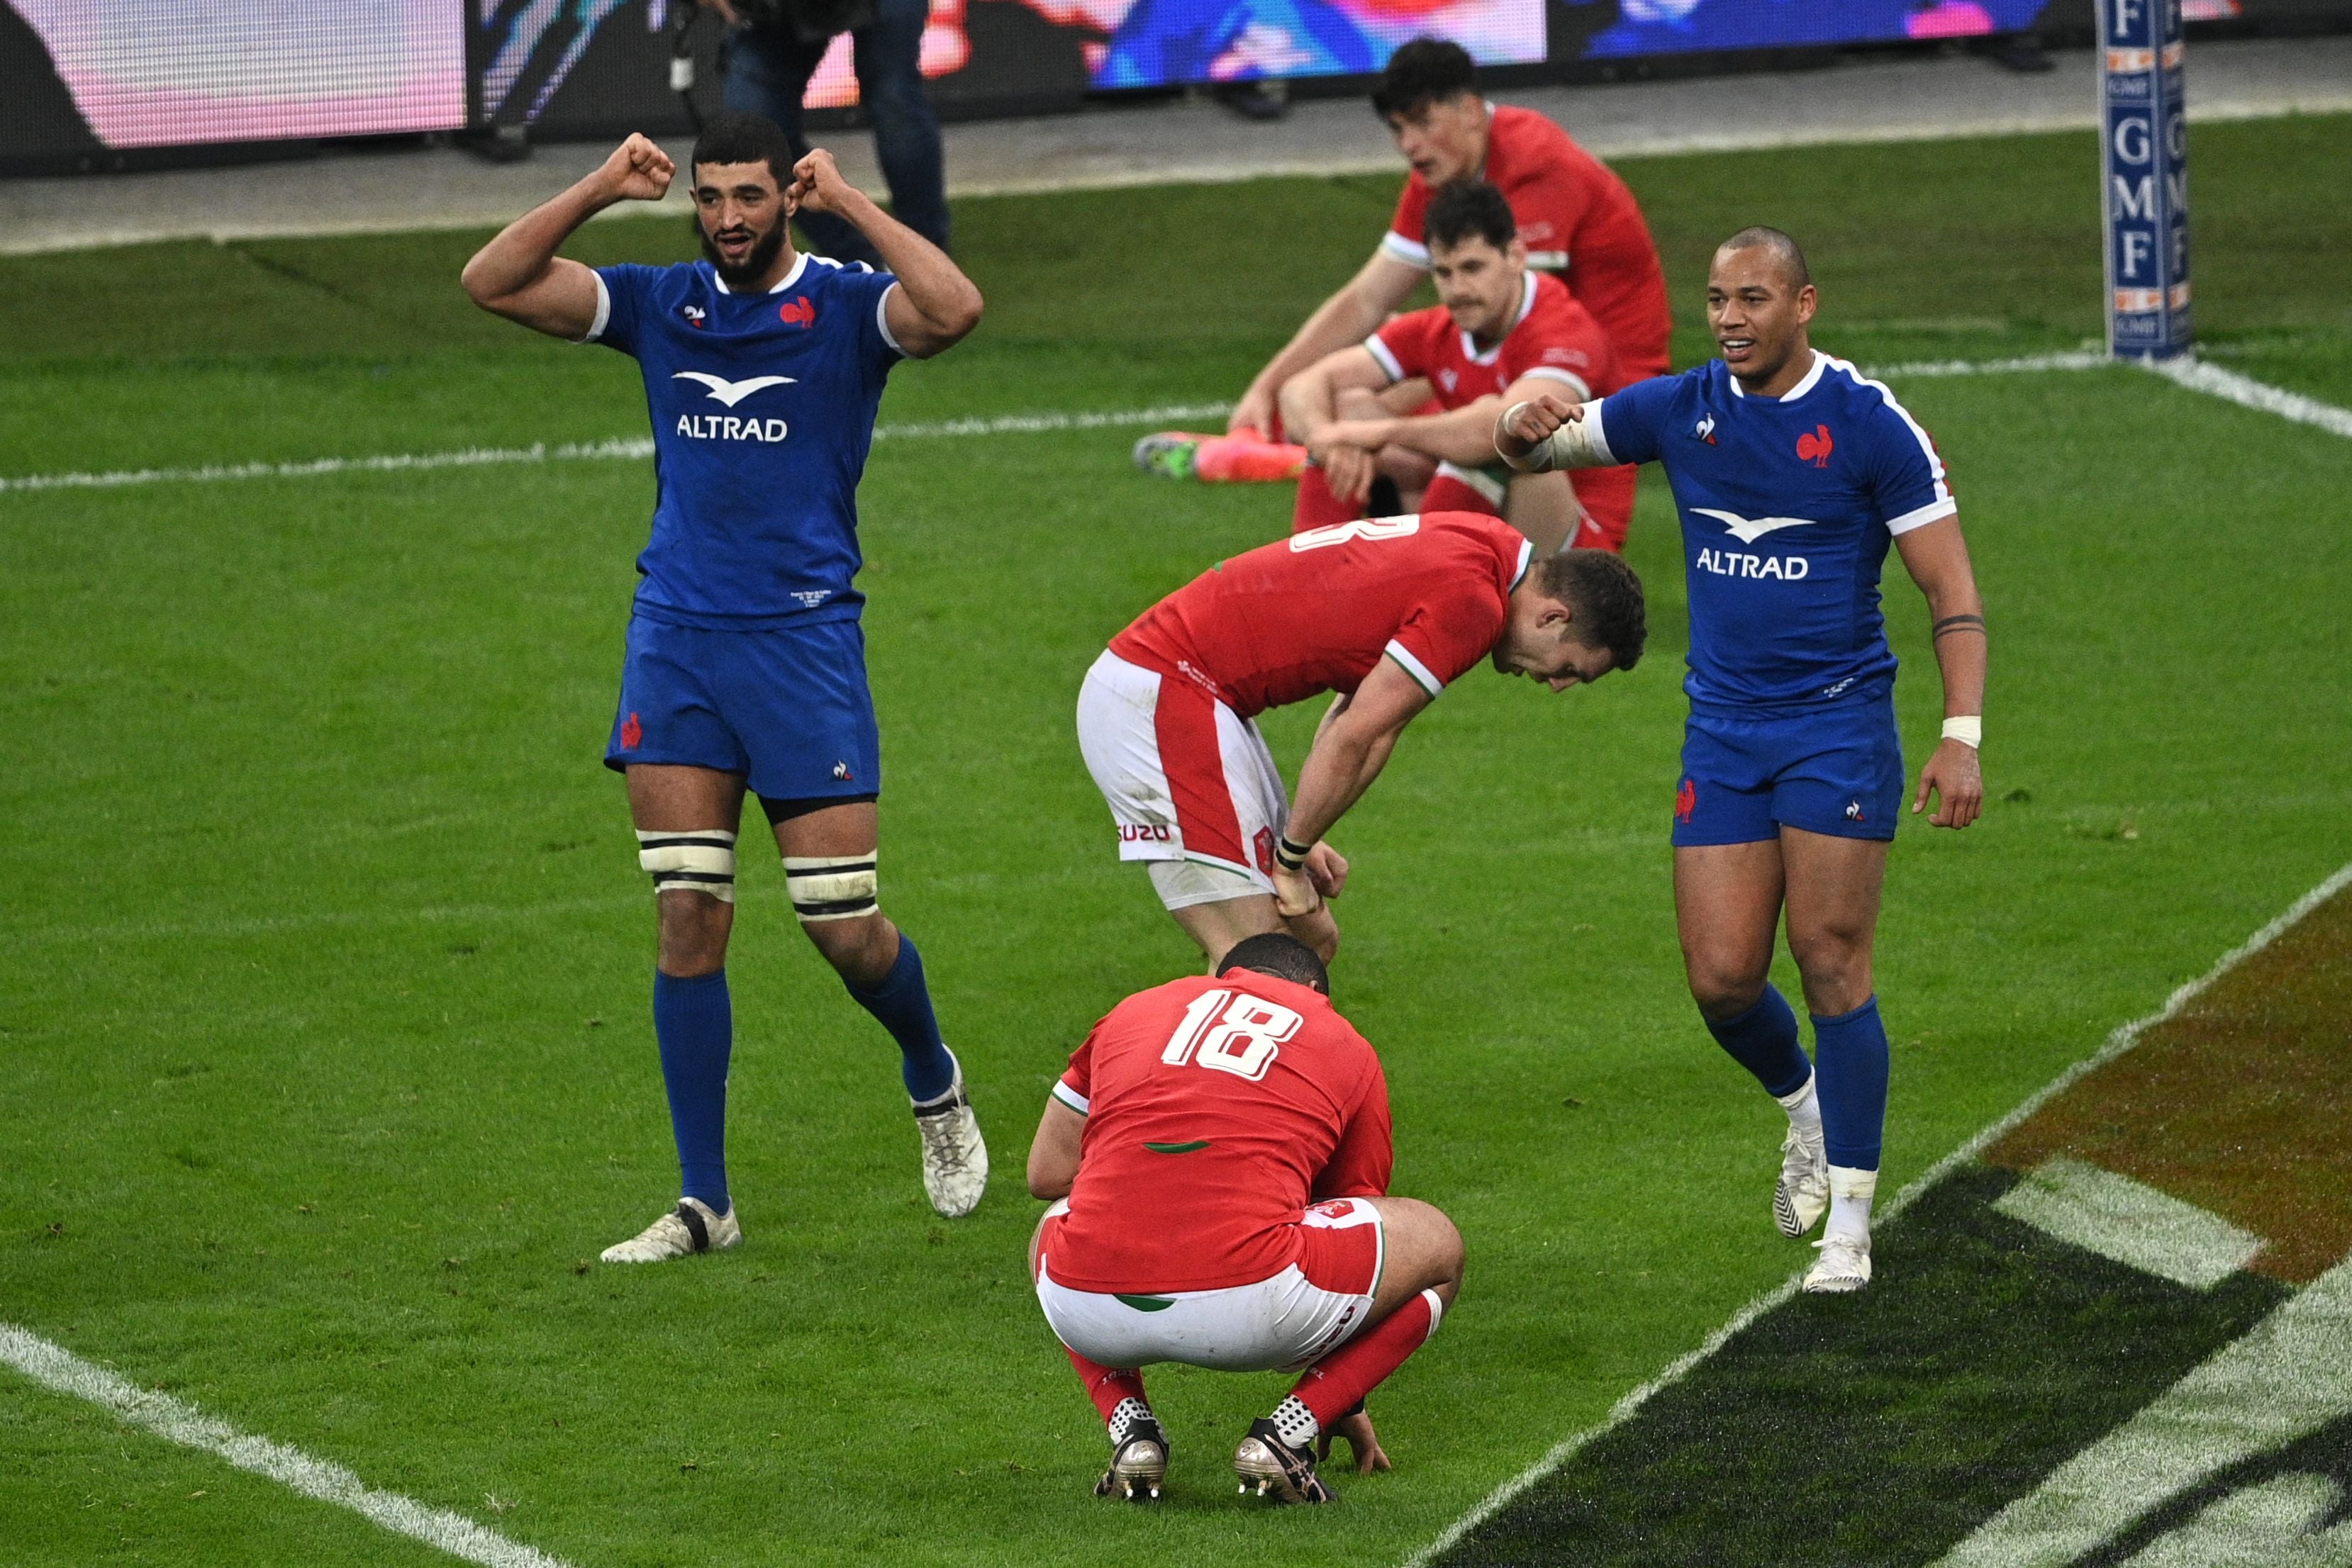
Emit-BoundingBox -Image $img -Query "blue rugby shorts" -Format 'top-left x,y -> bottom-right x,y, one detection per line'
1672,695 -> 1905,846
603,614 -> 881,802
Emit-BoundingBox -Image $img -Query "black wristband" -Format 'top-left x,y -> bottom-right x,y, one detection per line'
1275,834 -> 1311,870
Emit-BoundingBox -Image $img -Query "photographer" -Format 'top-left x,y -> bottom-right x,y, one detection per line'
697,0 -> 951,263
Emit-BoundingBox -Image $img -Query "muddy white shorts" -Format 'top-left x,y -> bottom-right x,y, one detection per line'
1075,649 -> 1290,907
1035,1197 -> 1383,1372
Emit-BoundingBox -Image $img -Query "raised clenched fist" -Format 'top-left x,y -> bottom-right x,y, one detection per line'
786,148 -> 861,215
598,133 -> 675,203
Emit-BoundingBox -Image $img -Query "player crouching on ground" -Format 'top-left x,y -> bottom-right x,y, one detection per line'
1027,934 -> 1461,1503
1079,511 -> 1645,970
1278,180 -> 1631,554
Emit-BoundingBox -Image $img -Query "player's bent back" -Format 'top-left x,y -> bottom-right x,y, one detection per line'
1028,934 -> 1460,1503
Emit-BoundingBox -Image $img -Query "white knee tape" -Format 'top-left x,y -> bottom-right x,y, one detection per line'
637,829 -> 737,903
784,853 -> 877,923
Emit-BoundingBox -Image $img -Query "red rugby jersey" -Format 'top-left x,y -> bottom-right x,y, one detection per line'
1368,271 -> 1623,410
1045,972 -> 1391,1294
1108,511 -> 1532,717
1385,103 -> 1671,380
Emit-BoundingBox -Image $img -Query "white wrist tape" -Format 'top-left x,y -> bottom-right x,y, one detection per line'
1941,716 -> 1982,749
1502,401 -> 1611,473
1499,401 -> 1606,473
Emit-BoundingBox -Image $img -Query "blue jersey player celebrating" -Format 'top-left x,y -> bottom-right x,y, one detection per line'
461,116 -> 988,1262
1498,227 -> 1987,1294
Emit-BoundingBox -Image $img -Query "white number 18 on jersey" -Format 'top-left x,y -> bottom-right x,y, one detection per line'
1160,988 -> 1302,1082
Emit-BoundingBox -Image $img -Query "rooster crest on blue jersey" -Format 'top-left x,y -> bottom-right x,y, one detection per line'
582,252 -> 906,630
1586,351 -> 1954,710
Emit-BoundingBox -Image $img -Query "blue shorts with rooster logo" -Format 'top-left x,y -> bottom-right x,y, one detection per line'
1671,693 -> 1904,846
604,612 -> 881,806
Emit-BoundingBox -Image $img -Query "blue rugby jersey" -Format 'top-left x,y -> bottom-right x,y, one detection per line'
584,253 -> 903,628
1588,353 -> 1954,709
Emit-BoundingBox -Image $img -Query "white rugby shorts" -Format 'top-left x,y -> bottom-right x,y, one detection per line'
1035,1196 -> 1383,1372
1076,650 -> 1289,907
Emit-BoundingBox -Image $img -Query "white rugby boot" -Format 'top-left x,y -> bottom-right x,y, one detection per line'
1774,1121 -> 1831,1238
913,1051 -> 988,1218
598,1197 -> 739,1264
1803,1230 -> 1873,1293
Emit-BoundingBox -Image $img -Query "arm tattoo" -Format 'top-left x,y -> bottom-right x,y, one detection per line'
1932,613 -> 1988,641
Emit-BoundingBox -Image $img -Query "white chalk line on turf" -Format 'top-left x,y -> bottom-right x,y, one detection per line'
0,361 -> 2138,496
2143,355 -> 2352,439
1401,854 -> 2352,1568
4,355 -> 2343,499
0,1323 -> 575,1568
0,402 -> 1230,495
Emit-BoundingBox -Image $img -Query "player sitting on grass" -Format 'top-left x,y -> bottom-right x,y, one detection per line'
1496,227 -> 1986,1294
1027,933 -> 1459,1504
1135,41 -> 1668,551
1077,513 -> 1646,970
459,116 -> 990,1262
1276,180 -> 1629,554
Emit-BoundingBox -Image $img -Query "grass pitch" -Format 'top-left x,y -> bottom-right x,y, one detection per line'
2,115 -> 2350,1567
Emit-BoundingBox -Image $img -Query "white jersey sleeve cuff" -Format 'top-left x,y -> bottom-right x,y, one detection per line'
1051,1080 -> 1091,1116
1525,249 -> 1568,270
1364,335 -> 1405,385
1383,638 -> 1445,698
1380,231 -> 1431,269
1884,495 -> 1958,535
1520,366 -> 1593,401
876,283 -> 908,357
575,271 -> 611,345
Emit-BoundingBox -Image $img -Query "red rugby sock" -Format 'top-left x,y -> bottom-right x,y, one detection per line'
1288,1289 -> 1443,1426
1066,1346 -> 1149,1426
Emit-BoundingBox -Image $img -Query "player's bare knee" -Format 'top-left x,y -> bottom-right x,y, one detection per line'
654,890 -> 732,976
1685,958 -> 1767,1020
804,911 -> 897,988
1788,926 -> 1871,1011
1422,1210 -> 1466,1296
1376,1197 -> 1464,1298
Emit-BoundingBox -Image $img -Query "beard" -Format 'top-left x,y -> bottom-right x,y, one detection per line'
698,217 -> 788,291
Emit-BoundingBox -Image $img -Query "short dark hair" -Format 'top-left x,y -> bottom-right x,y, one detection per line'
1717,225 -> 1811,289
1371,38 -> 1476,121
1534,549 -> 1647,673
1217,932 -> 1331,996
1425,181 -> 1516,256
691,112 -> 796,186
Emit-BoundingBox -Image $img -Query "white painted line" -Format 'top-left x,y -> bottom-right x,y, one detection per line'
5,354 -> 2343,500
1878,350 -> 2113,378
2143,354 -> 2352,439
1401,855 -> 2352,1568
1992,1155 -> 2264,1289
0,402 -> 1230,496
0,1323 -> 574,1568
1932,1252 -> 2352,1567
0,439 -> 651,495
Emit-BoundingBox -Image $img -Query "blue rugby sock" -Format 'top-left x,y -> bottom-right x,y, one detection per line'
1703,984 -> 1812,1099
847,932 -> 956,1103
653,968 -> 732,1214
1812,996 -> 1890,1172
